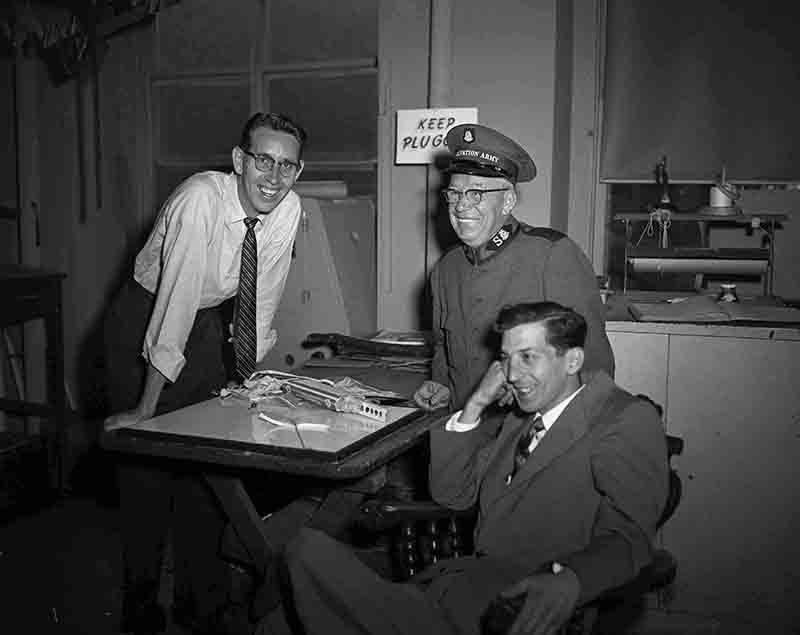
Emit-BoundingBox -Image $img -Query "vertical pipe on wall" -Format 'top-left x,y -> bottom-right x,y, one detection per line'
77,74 -> 98,223
425,0 -> 452,278
428,0 -> 452,109
14,49 -> 46,431
591,0 -> 609,273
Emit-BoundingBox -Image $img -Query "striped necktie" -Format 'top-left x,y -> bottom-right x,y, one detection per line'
507,414 -> 545,484
235,217 -> 259,381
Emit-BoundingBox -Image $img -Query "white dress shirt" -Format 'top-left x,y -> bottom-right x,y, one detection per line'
446,385 -> 585,453
134,171 -> 302,382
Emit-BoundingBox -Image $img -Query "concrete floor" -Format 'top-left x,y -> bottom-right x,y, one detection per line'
0,495 -> 192,635
0,487 -> 773,635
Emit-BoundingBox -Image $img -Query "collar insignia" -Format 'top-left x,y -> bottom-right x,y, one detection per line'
486,223 -> 513,252
464,220 -> 518,265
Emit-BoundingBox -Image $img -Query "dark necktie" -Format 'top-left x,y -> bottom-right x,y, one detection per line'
507,414 -> 545,484
235,217 -> 258,381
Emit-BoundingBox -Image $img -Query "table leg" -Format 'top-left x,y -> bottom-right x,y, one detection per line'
204,474 -> 274,579
45,281 -> 65,491
767,220 -> 776,296
307,488 -> 371,539
623,220 -> 630,293
694,220 -> 709,291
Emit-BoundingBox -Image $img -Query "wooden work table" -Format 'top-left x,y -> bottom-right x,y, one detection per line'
102,397 -> 434,480
0,265 -> 67,492
101,363 -> 439,586
101,364 -> 433,480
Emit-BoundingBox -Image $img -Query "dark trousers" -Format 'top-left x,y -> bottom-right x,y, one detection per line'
283,528 -> 459,635
104,280 -> 230,620
104,278 -> 228,417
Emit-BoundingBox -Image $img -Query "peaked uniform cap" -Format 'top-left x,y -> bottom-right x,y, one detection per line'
444,124 -> 537,183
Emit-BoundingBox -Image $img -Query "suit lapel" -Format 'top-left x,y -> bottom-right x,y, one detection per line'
498,371 -> 614,494
515,402 -> 589,480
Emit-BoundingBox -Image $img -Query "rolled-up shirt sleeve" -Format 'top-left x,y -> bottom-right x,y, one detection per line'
141,187 -> 211,382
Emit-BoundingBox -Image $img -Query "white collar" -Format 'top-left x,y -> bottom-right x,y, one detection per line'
537,384 -> 584,431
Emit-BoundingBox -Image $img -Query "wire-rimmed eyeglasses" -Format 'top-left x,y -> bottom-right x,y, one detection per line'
240,148 -> 300,178
442,188 -> 509,205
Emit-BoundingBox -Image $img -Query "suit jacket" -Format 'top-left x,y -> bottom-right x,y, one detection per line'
422,371 -> 668,633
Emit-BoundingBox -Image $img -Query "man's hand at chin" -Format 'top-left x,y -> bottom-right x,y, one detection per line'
460,361 -> 508,423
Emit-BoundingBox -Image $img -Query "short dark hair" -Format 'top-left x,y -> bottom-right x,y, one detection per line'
494,301 -> 586,354
239,112 -> 307,158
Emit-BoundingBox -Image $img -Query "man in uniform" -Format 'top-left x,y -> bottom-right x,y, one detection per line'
414,124 -> 614,412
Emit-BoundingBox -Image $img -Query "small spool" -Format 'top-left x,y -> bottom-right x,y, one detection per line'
716,283 -> 739,303
709,182 -> 739,208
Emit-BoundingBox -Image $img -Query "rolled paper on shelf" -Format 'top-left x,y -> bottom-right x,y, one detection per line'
630,257 -> 767,275
294,180 -> 348,199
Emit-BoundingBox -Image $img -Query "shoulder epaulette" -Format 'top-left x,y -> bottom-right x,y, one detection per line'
520,225 -> 566,242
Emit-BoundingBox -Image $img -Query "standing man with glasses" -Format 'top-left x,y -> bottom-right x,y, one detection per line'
414,123 -> 615,413
103,112 -> 306,634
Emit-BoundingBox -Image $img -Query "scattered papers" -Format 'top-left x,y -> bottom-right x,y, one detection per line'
369,330 -> 430,346
629,295 -> 800,324
218,370 -> 404,423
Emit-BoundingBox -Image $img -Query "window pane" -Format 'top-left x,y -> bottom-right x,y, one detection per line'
602,0 -> 800,182
157,0 -> 260,73
266,73 -> 377,163
269,0 -> 377,64
156,81 -> 250,159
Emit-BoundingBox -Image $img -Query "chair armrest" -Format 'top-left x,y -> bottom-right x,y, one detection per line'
356,497 -> 475,532
665,434 -> 684,458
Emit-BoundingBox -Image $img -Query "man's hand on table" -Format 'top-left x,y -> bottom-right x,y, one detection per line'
413,380 -> 451,410
104,409 -> 149,431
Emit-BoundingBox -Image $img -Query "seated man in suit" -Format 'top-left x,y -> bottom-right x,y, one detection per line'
282,301 -> 669,635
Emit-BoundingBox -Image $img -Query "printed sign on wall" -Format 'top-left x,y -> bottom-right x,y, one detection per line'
395,107 -> 478,164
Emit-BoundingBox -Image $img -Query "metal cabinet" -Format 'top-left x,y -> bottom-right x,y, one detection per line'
608,323 -> 800,632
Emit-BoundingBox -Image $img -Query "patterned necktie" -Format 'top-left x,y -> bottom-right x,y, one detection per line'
235,217 -> 259,381
508,414 -> 545,483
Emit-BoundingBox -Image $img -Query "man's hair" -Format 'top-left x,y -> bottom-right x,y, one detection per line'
494,301 -> 586,354
239,112 -> 307,158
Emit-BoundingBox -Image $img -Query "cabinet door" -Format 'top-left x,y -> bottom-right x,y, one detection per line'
664,335 -> 800,631
607,331 -> 668,410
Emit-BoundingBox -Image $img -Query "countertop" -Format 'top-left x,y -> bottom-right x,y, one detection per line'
604,291 -> 800,340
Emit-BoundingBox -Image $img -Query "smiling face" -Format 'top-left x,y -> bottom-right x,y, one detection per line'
500,321 -> 582,415
233,127 -> 304,217
447,173 -> 516,248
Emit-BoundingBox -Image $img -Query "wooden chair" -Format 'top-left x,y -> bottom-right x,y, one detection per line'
354,405 -> 683,635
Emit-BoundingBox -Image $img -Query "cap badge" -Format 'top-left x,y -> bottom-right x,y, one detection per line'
463,129 -> 475,143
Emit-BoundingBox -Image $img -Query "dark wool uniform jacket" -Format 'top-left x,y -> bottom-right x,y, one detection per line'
430,216 -> 615,410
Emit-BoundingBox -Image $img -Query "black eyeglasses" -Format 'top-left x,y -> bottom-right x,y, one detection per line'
442,188 -> 509,205
240,148 -> 300,177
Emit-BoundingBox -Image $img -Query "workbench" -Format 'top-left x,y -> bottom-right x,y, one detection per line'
614,211 -> 787,294
0,265 -> 67,492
